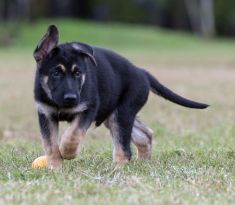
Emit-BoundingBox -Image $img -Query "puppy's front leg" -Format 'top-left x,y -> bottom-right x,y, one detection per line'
38,112 -> 62,169
59,115 -> 88,160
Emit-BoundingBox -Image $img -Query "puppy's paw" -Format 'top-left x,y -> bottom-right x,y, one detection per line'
113,154 -> 130,164
136,144 -> 152,160
113,158 -> 129,164
59,143 -> 78,160
47,157 -> 63,170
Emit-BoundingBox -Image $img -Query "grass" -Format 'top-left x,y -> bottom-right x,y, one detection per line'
0,19 -> 234,205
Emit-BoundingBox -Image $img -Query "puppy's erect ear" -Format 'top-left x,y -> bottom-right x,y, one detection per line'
72,42 -> 97,66
34,25 -> 59,63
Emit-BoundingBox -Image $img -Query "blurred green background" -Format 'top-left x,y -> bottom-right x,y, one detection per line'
1,0 -> 235,48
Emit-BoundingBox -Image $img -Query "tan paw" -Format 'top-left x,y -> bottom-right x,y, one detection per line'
136,144 -> 152,160
59,143 -> 78,160
46,157 -> 63,170
113,154 -> 130,163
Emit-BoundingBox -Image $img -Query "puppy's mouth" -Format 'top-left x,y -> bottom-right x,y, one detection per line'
52,95 -> 79,109
57,102 -> 88,119
61,101 -> 78,108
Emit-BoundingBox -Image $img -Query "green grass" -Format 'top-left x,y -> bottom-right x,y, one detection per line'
0,19 -> 234,205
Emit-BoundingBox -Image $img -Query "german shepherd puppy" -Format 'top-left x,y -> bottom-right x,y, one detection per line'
33,25 -> 208,169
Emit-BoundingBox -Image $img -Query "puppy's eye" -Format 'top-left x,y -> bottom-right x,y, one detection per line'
52,70 -> 62,78
74,70 -> 81,77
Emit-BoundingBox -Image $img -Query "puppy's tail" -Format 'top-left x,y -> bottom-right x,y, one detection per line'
145,71 -> 209,109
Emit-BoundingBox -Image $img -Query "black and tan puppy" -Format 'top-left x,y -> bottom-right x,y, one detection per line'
34,25 -> 208,169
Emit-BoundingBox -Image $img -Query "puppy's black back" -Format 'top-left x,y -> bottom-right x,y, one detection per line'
91,47 -> 150,125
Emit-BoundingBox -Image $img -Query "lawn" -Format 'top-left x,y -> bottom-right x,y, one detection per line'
0,19 -> 234,205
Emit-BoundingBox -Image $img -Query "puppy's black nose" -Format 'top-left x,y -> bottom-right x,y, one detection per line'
63,93 -> 77,104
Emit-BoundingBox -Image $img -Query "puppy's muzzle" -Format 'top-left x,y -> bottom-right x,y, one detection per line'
63,93 -> 78,106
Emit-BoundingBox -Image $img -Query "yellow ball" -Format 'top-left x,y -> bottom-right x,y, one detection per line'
32,155 -> 47,169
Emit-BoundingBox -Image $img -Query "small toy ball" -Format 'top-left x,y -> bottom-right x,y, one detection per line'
32,156 -> 47,169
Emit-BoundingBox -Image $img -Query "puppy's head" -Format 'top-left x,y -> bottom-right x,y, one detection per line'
34,25 -> 97,108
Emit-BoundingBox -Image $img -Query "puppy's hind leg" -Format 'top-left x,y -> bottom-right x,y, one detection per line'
131,117 -> 153,160
105,111 -> 134,163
